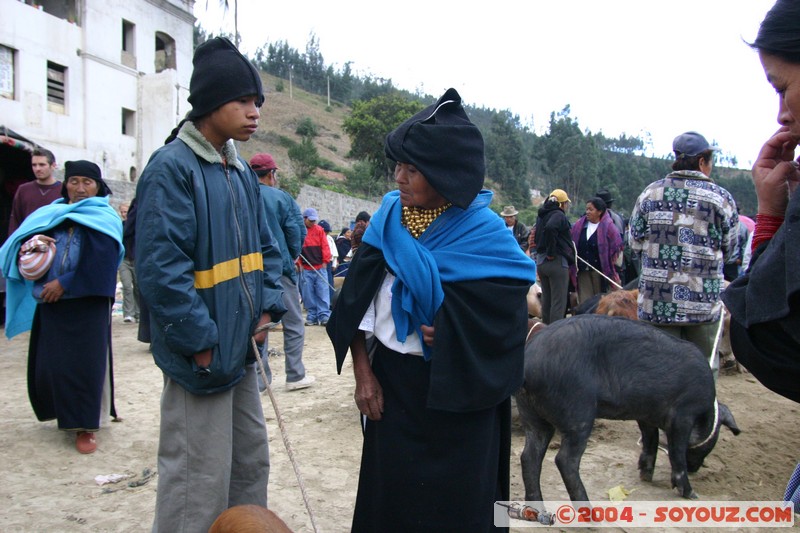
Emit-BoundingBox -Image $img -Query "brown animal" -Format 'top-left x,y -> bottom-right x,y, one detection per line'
208,505 -> 293,533
595,289 -> 639,319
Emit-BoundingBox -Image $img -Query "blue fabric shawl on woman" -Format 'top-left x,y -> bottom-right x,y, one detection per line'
363,189 -> 537,360
0,196 -> 124,338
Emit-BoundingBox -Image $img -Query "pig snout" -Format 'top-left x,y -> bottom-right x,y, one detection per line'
686,401 -> 741,474
527,282 -> 542,318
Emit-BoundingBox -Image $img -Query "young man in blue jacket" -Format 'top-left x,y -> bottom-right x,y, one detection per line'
135,37 -> 286,532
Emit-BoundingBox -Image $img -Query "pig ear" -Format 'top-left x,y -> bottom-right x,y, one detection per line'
718,403 -> 741,436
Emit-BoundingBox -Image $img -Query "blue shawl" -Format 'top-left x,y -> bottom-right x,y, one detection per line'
0,197 -> 124,338
363,189 -> 537,359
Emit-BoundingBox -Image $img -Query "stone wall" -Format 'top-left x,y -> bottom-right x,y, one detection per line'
296,185 -> 382,234
106,179 -> 137,212
108,180 -> 383,232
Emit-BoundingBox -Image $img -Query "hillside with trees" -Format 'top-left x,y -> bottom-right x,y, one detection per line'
196,27 -> 757,226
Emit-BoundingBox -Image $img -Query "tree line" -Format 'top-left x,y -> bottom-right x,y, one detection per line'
195,27 -> 756,225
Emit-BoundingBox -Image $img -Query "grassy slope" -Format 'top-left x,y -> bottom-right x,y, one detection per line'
241,72 -> 353,177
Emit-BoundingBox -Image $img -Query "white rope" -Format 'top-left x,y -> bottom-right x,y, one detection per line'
710,307 -> 726,368
571,241 -> 624,295
689,398 -> 719,450
525,321 -> 545,344
251,326 -> 320,533
298,253 -> 337,291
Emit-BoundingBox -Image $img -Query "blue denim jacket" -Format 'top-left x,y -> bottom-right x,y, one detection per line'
33,224 -> 83,302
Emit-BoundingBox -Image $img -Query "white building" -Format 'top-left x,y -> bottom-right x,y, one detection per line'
0,0 -> 195,184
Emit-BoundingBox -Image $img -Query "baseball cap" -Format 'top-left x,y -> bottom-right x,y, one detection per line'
303,208 -> 319,221
672,131 -> 718,157
549,189 -> 571,203
318,220 -> 331,232
250,153 -> 279,171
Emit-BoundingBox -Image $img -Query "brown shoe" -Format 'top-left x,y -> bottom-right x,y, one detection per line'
76,431 -> 97,454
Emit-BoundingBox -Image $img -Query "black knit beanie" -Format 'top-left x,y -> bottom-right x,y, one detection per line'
187,37 -> 264,120
384,88 -> 485,209
61,160 -> 111,198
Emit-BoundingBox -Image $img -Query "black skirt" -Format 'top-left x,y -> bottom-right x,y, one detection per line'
28,297 -> 114,430
352,342 -> 511,533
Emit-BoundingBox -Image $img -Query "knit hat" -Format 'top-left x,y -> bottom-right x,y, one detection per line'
384,88 -> 485,209
187,37 -> 264,120
61,160 -> 111,198
318,220 -> 331,232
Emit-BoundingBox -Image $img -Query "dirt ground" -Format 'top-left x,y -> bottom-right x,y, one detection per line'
1,309 -> 799,532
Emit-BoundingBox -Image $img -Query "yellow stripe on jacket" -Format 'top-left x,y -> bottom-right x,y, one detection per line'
194,252 -> 264,289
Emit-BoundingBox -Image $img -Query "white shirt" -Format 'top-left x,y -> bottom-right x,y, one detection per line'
358,273 -> 423,356
326,234 -> 338,269
585,221 -> 599,240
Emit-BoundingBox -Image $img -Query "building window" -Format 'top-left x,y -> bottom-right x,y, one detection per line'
0,45 -> 15,100
122,108 -> 135,136
46,61 -> 66,114
26,1 -> 79,24
121,19 -> 136,68
155,32 -> 176,73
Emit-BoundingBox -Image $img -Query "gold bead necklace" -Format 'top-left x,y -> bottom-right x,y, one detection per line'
401,203 -> 452,239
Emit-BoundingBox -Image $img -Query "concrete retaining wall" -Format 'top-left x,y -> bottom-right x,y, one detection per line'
296,185 -> 382,234
107,180 -> 383,232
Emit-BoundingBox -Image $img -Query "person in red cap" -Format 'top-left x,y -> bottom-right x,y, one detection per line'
250,153 -> 315,391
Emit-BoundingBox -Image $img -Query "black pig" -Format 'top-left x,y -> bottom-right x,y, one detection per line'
515,314 -> 740,503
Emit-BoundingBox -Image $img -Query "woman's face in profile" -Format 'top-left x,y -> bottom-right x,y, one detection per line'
394,162 -> 447,209
760,51 -> 800,140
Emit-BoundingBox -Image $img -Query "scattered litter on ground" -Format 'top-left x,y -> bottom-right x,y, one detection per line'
100,468 -> 156,493
94,473 -> 131,486
608,484 -> 633,501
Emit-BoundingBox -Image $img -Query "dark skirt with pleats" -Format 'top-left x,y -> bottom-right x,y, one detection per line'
352,342 -> 510,533
27,296 -> 114,431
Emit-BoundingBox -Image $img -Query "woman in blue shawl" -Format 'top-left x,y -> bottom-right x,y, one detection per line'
0,160 -> 123,454
327,89 -> 537,532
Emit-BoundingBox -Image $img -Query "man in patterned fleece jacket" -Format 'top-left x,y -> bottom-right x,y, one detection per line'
629,131 -> 738,380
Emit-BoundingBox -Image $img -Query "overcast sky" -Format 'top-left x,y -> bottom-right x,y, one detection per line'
195,0 -> 780,169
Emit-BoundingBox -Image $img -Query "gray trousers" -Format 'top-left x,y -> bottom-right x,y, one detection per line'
118,257 -> 139,318
577,270 -> 603,304
152,364 -> 269,533
259,275 -> 307,384
656,321 -> 721,382
538,258 -> 570,324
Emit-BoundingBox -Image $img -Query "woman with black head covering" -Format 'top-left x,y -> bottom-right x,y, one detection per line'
721,0 -> 800,511
327,88 -> 537,532
0,160 -> 123,454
